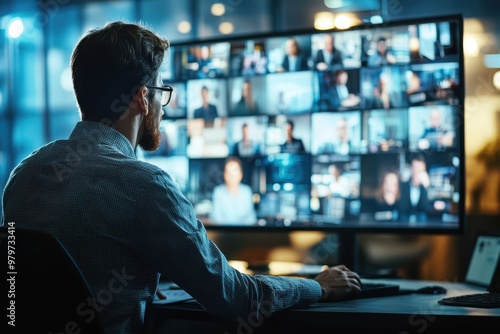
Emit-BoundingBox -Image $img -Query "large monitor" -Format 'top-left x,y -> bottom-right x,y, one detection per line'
139,14 -> 465,234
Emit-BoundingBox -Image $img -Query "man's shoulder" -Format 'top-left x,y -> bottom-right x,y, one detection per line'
14,140 -> 63,165
126,160 -> 182,193
132,159 -> 170,178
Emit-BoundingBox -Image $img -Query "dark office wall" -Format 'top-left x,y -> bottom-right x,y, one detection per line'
384,0 -> 498,20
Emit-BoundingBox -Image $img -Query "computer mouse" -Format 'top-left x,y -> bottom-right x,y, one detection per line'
415,285 -> 447,294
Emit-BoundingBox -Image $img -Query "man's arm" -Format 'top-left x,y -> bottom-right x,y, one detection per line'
133,171 -> 322,321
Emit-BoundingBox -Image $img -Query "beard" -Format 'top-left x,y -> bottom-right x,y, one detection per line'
138,108 -> 161,151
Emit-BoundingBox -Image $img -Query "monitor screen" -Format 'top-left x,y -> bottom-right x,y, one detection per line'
139,15 -> 464,233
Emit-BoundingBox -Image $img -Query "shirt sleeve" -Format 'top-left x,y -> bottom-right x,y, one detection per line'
132,171 -> 322,321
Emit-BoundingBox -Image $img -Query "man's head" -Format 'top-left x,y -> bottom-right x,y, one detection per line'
285,120 -> 295,139
324,34 -> 334,52
334,69 -> 348,85
376,36 -> 388,55
430,109 -> 442,129
242,123 -> 249,140
285,38 -> 300,56
410,154 -> 427,185
201,86 -> 209,104
337,118 -> 348,141
200,45 -> 210,60
328,164 -> 341,179
242,80 -> 252,100
71,21 -> 169,124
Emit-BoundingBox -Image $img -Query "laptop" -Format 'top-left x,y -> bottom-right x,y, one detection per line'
438,230 -> 500,308
463,231 -> 500,287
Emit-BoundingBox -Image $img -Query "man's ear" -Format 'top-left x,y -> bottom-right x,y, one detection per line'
133,86 -> 149,115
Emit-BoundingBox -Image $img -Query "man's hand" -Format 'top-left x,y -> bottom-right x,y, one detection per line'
156,288 -> 167,300
313,265 -> 361,302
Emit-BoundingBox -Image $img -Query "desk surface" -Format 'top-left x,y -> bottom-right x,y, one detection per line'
146,278 -> 500,334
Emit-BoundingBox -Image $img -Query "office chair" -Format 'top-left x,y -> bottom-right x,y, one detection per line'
0,226 -> 105,334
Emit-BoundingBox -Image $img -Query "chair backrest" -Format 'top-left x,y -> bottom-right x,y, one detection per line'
0,226 -> 105,334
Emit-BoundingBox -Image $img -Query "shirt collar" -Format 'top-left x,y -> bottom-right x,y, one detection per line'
69,121 -> 136,159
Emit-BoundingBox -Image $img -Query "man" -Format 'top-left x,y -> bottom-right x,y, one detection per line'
280,120 -> 306,154
233,123 -> 260,157
1,22 -> 361,334
332,117 -> 351,155
314,33 -> 344,72
323,70 -> 360,110
418,109 -> 453,150
364,73 -> 406,110
278,37 -> 309,72
399,154 -> 433,222
193,85 -> 218,121
367,36 -> 397,67
318,117 -> 352,155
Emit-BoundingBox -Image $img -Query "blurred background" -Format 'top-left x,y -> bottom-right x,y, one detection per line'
1,0 -> 499,281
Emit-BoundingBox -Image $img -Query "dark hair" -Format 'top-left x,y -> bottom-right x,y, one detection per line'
377,36 -> 387,43
334,69 -> 347,79
71,21 -> 169,122
286,37 -> 301,53
286,120 -> 294,130
410,153 -> 426,164
224,156 -> 243,172
375,171 -> 400,203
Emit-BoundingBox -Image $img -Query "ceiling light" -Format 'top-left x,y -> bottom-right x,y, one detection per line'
335,14 -> 352,30
7,18 -> 24,39
464,36 -> 479,57
177,21 -> 191,34
493,71 -> 500,90
211,3 -> 226,16
219,22 -> 234,35
314,12 -> 335,30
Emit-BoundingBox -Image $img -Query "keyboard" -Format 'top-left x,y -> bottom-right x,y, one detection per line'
438,293 -> 500,308
357,282 -> 400,298
332,282 -> 401,301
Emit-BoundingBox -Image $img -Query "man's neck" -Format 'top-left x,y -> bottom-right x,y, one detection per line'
112,109 -> 143,150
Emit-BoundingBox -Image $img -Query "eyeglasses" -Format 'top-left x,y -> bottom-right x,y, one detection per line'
146,85 -> 173,107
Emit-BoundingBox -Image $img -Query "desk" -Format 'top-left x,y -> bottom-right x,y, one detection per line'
145,279 -> 500,334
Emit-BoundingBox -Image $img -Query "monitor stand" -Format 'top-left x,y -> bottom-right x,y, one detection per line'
337,232 -> 359,272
